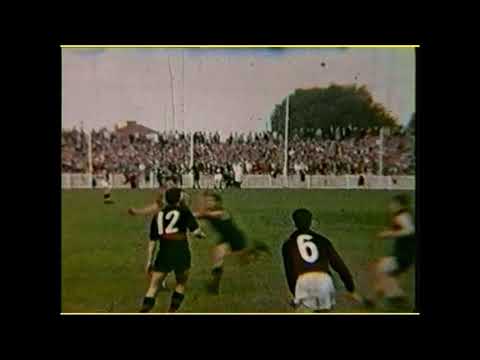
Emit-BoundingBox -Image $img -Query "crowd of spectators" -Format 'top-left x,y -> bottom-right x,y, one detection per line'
62,127 -> 415,178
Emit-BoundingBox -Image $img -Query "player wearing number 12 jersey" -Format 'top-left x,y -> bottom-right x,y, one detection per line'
282,209 -> 362,312
138,188 -> 205,313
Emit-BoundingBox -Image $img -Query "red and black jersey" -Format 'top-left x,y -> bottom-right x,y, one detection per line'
282,230 -> 355,294
150,204 -> 199,241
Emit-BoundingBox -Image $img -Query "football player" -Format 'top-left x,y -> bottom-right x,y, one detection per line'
364,194 -> 415,309
214,167 -> 223,190
137,187 -> 206,313
194,192 -> 270,294
128,183 -> 191,289
282,208 -> 362,312
101,170 -> 114,204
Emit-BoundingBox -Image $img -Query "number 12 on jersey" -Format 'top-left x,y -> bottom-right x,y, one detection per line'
157,210 -> 180,234
296,234 -> 319,263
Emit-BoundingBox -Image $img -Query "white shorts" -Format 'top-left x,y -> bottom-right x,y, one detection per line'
377,256 -> 399,274
101,180 -> 111,189
294,272 -> 336,311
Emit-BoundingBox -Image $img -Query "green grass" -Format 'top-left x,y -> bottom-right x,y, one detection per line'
62,189 -> 415,313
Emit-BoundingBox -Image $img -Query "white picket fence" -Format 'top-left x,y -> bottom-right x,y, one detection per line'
62,173 -> 415,190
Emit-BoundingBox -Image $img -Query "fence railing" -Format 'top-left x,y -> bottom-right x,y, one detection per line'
62,173 -> 415,190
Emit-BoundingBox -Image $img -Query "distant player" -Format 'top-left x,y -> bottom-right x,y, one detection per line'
137,188 -> 206,313
214,167 -> 223,190
124,171 -> 138,189
194,192 -> 270,294
192,164 -> 201,189
101,171 -> 114,204
233,162 -> 243,188
364,194 -> 415,308
282,209 -> 362,312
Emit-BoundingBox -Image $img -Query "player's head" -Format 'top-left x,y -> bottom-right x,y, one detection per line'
390,194 -> 411,213
165,187 -> 182,205
204,191 -> 222,209
292,208 -> 312,231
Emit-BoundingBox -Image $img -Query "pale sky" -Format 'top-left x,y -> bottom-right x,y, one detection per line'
62,47 -> 415,136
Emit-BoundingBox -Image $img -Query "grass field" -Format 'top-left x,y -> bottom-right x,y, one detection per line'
62,188 -> 415,314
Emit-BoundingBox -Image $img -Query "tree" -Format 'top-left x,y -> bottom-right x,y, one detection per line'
270,84 -> 399,136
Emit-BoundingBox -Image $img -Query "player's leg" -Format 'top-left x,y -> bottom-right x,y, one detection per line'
166,244 -> 192,312
230,236 -> 270,265
366,257 -> 406,308
208,243 -> 230,294
103,182 -> 114,204
140,271 -> 168,313
168,269 -> 190,313
246,240 -> 271,260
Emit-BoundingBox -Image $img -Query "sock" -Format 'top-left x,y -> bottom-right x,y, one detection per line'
140,296 -> 155,313
209,266 -> 223,293
212,266 -> 224,278
168,291 -> 185,312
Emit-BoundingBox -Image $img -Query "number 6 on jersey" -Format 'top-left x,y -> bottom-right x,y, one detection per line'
296,234 -> 319,263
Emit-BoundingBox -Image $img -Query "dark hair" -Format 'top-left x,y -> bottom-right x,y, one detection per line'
392,194 -> 410,209
292,208 -> 312,230
165,188 -> 182,205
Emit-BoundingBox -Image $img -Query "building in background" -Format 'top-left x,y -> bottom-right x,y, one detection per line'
114,121 -> 159,142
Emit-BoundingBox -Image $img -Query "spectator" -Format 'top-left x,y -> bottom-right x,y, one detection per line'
62,128 -> 414,177
192,164 -> 201,189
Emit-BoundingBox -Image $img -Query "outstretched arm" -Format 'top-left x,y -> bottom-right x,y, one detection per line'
186,209 -> 207,239
194,210 -> 224,219
282,242 -> 296,295
378,214 -> 414,238
128,202 -> 160,216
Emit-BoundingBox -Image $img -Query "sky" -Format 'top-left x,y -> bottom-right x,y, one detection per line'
62,47 -> 415,136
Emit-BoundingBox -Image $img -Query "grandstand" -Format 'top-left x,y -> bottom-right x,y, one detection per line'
62,126 -> 415,190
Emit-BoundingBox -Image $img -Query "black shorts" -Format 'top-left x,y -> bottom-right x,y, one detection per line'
153,240 -> 191,274
218,232 -> 247,252
391,235 -> 415,275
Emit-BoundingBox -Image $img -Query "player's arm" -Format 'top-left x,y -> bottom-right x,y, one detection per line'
180,191 -> 191,207
186,209 -> 206,239
327,242 -> 356,294
128,202 -> 160,216
282,241 -> 296,295
378,213 -> 414,238
193,210 -> 224,219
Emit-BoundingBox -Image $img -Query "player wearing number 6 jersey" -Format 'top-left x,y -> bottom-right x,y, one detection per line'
137,188 -> 205,313
282,209 -> 362,312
